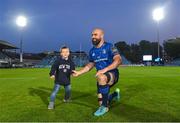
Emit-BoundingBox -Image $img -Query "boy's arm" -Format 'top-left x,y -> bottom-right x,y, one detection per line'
49,60 -> 58,78
70,61 -> 75,74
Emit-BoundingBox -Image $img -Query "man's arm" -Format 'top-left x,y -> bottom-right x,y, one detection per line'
105,54 -> 122,71
96,54 -> 122,76
72,62 -> 94,76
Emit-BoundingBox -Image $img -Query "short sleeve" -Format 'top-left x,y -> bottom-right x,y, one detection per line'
109,44 -> 119,57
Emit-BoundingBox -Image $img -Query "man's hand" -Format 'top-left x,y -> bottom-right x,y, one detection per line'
50,75 -> 55,79
95,68 -> 108,77
72,70 -> 81,77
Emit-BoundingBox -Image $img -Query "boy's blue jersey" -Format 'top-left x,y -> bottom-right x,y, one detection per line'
89,42 -> 119,71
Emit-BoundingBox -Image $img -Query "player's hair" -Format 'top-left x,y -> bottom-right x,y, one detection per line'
60,46 -> 69,53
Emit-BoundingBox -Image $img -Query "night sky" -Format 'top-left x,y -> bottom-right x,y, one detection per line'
0,0 -> 180,53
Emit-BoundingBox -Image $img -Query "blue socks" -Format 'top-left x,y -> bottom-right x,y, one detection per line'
108,92 -> 118,103
99,84 -> 110,107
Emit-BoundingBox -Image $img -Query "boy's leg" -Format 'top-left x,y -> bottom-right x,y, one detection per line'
64,84 -> 71,102
48,84 -> 61,109
50,84 -> 61,102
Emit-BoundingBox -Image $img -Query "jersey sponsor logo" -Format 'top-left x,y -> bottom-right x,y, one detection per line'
94,58 -> 108,62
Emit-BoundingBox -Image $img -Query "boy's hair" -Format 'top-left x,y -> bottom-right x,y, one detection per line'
60,46 -> 69,53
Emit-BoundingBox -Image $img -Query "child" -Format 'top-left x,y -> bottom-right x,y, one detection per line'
48,46 -> 75,109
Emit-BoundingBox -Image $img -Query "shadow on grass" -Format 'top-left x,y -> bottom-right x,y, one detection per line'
111,103 -> 180,122
28,86 -> 97,108
109,83 -> 147,108
122,83 -> 148,101
29,87 -> 51,105
109,84 -> 180,122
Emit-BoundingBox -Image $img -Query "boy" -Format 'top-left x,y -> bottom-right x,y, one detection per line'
48,46 -> 75,109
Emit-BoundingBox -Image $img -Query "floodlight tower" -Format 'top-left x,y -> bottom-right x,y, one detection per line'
16,15 -> 27,63
152,7 -> 164,58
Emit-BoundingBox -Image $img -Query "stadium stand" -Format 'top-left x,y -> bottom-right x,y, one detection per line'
121,55 -> 131,64
165,58 -> 180,66
72,53 -> 89,67
0,40 -> 18,67
35,55 -> 57,68
0,52 -> 11,67
0,40 -> 44,68
35,51 -> 89,68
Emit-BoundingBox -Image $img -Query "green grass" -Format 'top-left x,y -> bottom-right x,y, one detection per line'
0,67 -> 180,122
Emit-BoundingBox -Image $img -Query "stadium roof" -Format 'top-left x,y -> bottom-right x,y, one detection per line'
0,40 -> 18,49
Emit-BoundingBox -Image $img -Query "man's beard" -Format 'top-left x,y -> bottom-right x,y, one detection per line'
92,38 -> 101,46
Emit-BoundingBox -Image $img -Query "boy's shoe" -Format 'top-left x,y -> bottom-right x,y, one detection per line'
48,102 -> 54,109
94,106 -> 109,116
63,99 -> 72,103
115,88 -> 120,101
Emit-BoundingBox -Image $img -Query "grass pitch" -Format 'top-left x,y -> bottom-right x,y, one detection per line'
0,66 -> 180,122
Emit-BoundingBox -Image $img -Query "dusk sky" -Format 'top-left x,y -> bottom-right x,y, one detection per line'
0,0 -> 180,53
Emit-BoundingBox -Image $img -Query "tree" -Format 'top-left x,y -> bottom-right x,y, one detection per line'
115,41 -> 141,63
115,40 -> 164,63
139,40 -> 152,55
114,41 -> 130,55
129,44 -> 141,63
163,38 -> 180,59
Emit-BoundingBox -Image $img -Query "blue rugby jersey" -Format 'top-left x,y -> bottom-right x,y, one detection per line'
89,42 -> 119,71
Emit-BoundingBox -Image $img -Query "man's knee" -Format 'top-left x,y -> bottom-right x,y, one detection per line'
107,72 -> 115,86
97,74 -> 107,85
98,93 -> 102,98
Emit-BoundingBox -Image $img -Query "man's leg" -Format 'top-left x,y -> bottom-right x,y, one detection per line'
97,82 -> 102,106
107,72 -> 119,103
94,73 -> 109,116
48,84 -> 61,109
108,91 -> 118,103
64,84 -> 71,102
97,74 -> 109,107
97,93 -> 102,106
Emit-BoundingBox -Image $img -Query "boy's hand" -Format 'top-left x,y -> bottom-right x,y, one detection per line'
50,75 -> 55,79
72,70 -> 81,77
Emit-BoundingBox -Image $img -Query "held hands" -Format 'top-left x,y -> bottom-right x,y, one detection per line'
72,70 -> 81,77
72,68 -> 108,77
